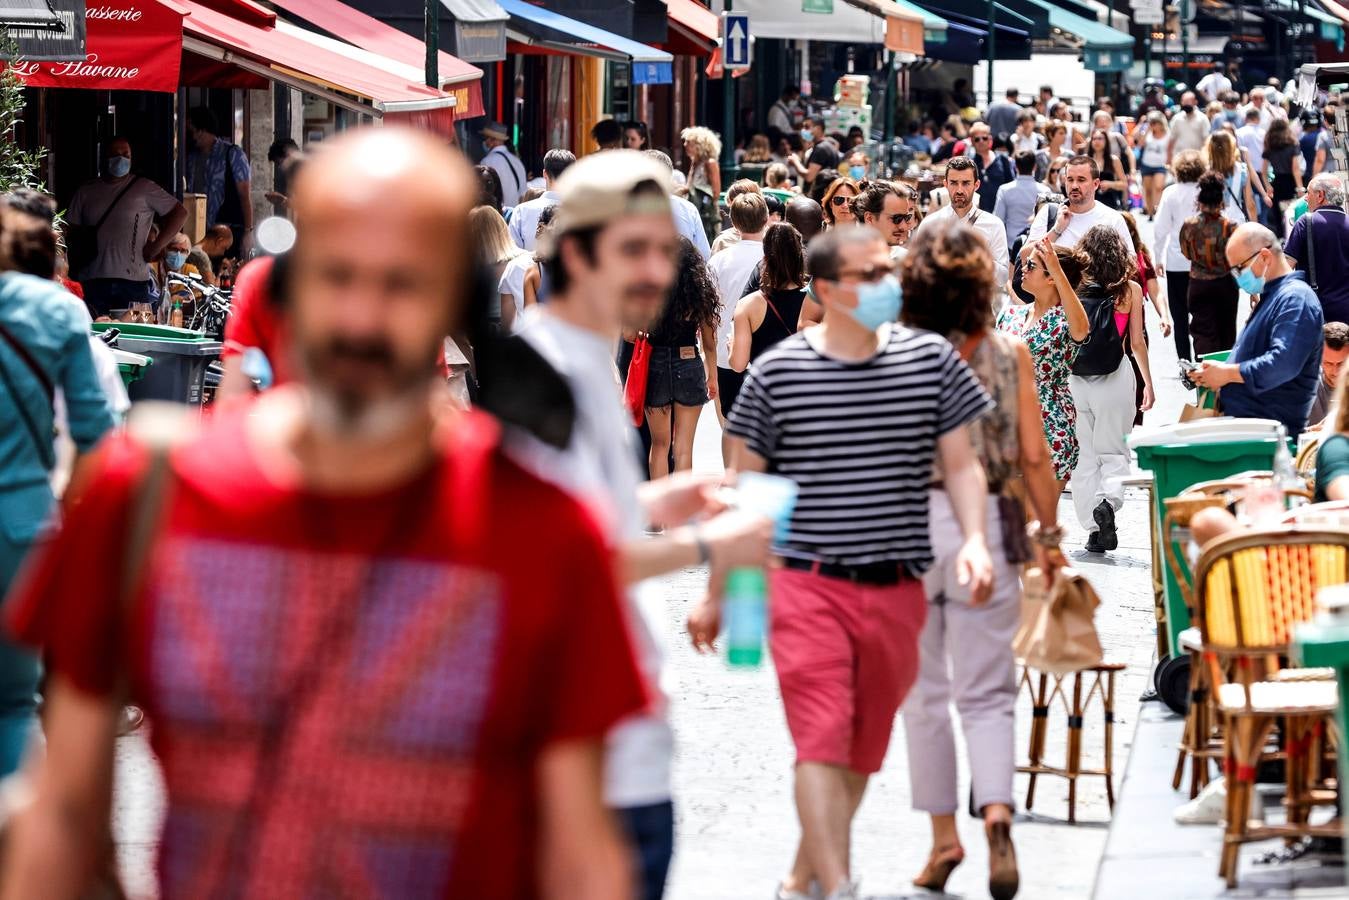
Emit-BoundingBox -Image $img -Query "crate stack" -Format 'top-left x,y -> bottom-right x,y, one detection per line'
823,75 -> 872,137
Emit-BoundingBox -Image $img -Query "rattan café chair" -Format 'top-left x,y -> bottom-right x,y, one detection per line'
1192,526 -> 1349,888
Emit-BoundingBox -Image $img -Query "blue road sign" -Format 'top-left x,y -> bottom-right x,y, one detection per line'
722,13 -> 750,69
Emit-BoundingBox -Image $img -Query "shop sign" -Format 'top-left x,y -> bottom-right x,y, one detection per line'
803,0 -> 834,12
4,0 -> 87,62
453,19 -> 506,62
1084,47 -> 1134,73
5,0 -> 183,92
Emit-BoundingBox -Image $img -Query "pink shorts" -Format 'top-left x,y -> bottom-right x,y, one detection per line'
768,566 -> 927,774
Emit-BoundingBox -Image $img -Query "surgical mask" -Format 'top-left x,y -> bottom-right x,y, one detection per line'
1181,103 -> 1195,114
107,156 -> 131,178
846,275 -> 902,330
165,251 -> 187,270
849,165 -> 866,180
800,128 -> 814,143
1235,263 -> 1266,295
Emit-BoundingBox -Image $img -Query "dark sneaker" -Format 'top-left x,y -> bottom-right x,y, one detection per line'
1085,531 -> 1105,553
1093,500 -> 1118,551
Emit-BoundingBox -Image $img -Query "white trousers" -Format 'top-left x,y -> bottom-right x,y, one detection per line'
1069,360 -> 1136,532
903,490 -> 1020,815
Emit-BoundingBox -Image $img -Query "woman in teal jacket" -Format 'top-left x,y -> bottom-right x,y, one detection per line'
0,216 -> 115,775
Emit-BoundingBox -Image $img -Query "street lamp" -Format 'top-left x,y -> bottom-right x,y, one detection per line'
722,0 -> 737,181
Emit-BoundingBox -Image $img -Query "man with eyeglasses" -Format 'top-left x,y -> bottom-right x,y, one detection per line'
964,123 -> 1016,213
851,181 -> 917,261
1191,222 -> 1324,437
915,157 -> 1010,288
690,226 -> 993,900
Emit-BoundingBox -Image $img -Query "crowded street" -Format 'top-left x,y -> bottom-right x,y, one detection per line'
5,0 -> 1349,898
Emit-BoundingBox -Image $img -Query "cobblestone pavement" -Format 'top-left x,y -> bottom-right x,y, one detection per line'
109,222 -> 1206,900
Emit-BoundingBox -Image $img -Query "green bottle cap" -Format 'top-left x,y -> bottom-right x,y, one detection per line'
726,567 -> 766,595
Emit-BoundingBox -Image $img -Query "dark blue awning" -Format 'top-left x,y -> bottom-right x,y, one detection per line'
498,0 -> 672,84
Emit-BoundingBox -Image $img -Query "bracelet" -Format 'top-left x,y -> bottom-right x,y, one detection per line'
1027,520 -> 1065,547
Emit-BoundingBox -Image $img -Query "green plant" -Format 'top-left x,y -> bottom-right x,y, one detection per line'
0,27 -> 47,194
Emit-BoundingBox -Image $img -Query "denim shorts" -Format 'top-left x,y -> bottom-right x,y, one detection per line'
644,344 -> 708,408
1140,163 -> 1167,177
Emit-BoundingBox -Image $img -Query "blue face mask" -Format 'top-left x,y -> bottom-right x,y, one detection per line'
165,251 -> 187,271
846,275 -> 902,330
800,128 -> 814,143
849,165 -> 866,180
107,156 -> 131,178
1235,262 -> 1266,295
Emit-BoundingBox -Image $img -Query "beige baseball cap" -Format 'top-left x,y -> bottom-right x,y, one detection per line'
550,150 -> 673,237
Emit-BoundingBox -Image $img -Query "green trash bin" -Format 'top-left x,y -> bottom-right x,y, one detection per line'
112,348 -> 153,390
92,322 -> 221,405
1130,419 -> 1283,657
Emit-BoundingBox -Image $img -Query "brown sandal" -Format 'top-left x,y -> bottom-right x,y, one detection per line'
987,819 -> 1019,900
912,845 -> 964,893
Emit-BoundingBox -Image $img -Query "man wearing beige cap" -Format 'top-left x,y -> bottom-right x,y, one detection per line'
481,120 -> 526,207
511,150 -> 773,899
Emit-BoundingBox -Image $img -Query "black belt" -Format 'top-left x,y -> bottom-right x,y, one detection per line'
781,556 -> 912,586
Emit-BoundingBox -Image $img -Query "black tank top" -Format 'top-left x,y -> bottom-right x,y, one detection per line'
750,287 -> 806,361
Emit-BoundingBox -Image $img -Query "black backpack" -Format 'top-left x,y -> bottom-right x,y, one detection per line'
1070,282 -> 1126,377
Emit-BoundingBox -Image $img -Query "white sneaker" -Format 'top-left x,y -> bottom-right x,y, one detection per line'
825,881 -> 859,900
774,883 -> 820,900
1173,776 -> 1226,825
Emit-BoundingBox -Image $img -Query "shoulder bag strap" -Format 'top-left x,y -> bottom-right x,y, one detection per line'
93,176 -> 140,234
0,320 -> 56,469
0,321 -> 54,403
958,328 -> 986,362
1307,211 -> 1318,291
762,294 -> 792,333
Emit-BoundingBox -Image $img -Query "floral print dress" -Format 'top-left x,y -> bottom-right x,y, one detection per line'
995,303 -> 1082,480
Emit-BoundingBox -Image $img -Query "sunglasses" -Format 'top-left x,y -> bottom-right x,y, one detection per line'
972,135 -> 992,142
888,212 -> 915,224
830,195 -> 852,206
1023,260 -> 1040,272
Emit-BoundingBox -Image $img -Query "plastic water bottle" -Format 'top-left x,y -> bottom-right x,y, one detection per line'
1273,425 -> 1305,508
721,473 -> 799,669
725,568 -> 768,667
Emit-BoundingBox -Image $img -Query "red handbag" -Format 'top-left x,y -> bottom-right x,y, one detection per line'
623,334 -> 652,426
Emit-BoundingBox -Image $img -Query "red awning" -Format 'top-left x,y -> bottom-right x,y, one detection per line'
267,0 -> 485,118
179,0 -> 455,117
667,0 -> 717,53
6,0 -> 186,92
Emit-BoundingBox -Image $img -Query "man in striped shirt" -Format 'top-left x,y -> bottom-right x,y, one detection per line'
689,227 -> 995,900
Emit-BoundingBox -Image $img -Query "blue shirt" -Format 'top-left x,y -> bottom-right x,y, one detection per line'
1220,271 -> 1324,437
186,138 -> 251,227
993,175 -> 1046,243
968,151 -> 1016,213
0,274 -> 115,545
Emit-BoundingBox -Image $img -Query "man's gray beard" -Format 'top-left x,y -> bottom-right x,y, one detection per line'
306,384 -> 429,441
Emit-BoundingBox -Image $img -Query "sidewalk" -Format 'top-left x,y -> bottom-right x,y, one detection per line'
1094,703 -> 1346,899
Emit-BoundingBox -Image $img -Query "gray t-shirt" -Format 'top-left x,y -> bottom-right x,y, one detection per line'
68,176 -> 178,282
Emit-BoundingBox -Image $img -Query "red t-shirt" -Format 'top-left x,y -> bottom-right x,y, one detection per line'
8,409 -> 647,898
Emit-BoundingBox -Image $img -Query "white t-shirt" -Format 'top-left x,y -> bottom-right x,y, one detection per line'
67,176 -> 179,281
1169,111 -> 1209,155
1141,133 -> 1169,168
1025,199 -> 1136,255
496,252 -> 535,324
512,309 -> 673,809
915,204 -> 1010,288
1196,71 -> 1232,102
1236,122 -> 1266,172
708,239 -> 764,368
482,145 -> 527,208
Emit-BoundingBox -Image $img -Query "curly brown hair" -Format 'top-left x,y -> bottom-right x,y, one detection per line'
899,220 -> 995,336
649,237 -> 721,341
1075,224 -> 1136,305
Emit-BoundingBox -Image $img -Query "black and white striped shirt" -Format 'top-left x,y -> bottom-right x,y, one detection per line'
726,324 -> 993,569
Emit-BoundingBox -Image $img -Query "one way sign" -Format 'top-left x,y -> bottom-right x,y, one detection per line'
722,13 -> 750,70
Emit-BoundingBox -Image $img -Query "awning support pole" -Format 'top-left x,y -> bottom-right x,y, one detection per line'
986,0 -> 996,107
425,0 -> 439,89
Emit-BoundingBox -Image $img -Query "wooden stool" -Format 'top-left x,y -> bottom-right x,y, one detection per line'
1017,662 -> 1127,823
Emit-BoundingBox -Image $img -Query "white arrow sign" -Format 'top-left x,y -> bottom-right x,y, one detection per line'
722,13 -> 750,69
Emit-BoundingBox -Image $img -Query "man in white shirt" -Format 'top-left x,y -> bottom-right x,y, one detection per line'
707,193 -> 767,461
479,121 -> 527,208
768,84 -> 800,136
1235,108 -> 1273,221
509,149 -> 575,251
644,150 -> 711,259
1168,92 -> 1209,160
513,150 -> 773,900
1196,69 -> 1232,103
915,156 -> 1010,288
1023,155 -> 1135,255
1243,87 -> 1286,131
1150,149 -> 1205,361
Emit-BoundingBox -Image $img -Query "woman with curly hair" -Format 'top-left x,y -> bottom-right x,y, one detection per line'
728,223 -> 807,374
643,236 -> 720,478
1179,171 -> 1239,355
681,126 -> 723,240
820,176 -> 861,229
899,221 -> 1066,900
1068,224 -> 1155,553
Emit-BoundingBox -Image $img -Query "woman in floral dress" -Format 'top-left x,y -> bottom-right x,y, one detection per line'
996,239 -> 1090,492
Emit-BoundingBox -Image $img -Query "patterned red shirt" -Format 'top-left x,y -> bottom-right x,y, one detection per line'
8,409 -> 647,898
